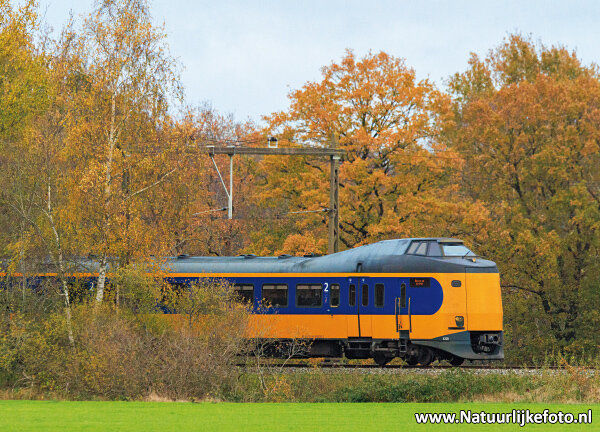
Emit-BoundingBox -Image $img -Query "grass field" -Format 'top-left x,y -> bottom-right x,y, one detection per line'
0,401 -> 597,431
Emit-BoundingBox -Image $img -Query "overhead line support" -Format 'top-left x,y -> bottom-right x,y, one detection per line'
200,144 -> 345,253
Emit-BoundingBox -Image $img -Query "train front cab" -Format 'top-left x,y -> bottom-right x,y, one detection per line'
406,267 -> 504,365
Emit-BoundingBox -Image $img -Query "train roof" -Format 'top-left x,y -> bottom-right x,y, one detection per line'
166,238 -> 498,274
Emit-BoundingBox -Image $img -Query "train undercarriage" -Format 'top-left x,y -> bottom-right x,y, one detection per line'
258,330 -> 504,367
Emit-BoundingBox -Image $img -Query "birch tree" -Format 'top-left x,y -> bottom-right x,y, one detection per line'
64,0 -> 181,303
0,0 -> 77,343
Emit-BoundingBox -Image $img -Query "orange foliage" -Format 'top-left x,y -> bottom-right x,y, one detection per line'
251,50 -> 488,254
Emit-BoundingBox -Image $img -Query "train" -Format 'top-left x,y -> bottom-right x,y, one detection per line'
164,237 -> 504,366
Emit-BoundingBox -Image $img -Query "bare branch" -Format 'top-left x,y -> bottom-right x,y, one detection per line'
125,168 -> 177,201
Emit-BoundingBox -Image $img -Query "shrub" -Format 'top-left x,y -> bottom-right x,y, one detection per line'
0,275 -> 252,400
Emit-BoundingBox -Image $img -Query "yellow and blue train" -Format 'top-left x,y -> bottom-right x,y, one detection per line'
165,238 -> 504,365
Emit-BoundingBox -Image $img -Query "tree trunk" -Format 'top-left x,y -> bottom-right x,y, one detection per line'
47,184 -> 75,346
61,277 -> 75,346
95,254 -> 108,304
96,92 -> 117,304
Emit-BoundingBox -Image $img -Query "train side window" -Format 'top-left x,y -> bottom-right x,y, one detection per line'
349,284 -> 356,307
415,242 -> 428,255
362,284 -> 369,306
400,283 -> 406,308
428,242 -> 443,256
375,283 -> 384,308
234,284 -> 254,304
330,284 -> 340,307
262,284 -> 288,307
296,284 -> 323,307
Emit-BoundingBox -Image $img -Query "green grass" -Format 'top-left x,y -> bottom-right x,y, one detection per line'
1,401 -> 598,431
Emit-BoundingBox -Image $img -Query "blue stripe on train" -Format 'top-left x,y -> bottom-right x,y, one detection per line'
166,275 -> 444,316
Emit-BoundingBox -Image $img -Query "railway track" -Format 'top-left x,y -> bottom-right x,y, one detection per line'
236,362 -> 595,371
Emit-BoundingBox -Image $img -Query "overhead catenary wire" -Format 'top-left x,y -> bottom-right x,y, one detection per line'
192,207 -> 228,216
286,208 -> 330,215
129,133 -> 600,164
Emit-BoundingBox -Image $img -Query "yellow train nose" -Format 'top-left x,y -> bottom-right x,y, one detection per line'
466,272 -> 503,331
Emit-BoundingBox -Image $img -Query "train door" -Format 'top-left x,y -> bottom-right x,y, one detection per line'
358,276 -> 372,337
346,277 -> 360,337
395,280 -> 408,334
396,278 -> 423,338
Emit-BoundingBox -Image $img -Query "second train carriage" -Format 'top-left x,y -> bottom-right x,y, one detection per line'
165,237 -> 504,365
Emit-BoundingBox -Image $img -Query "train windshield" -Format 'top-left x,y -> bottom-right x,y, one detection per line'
441,243 -> 475,257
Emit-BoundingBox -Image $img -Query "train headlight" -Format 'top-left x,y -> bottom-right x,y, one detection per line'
455,316 -> 464,327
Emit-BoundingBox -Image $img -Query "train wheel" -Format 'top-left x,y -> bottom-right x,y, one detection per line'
450,356 -> 464,366
373,353 -> 391,367
417,348 -> 433,366
405,357 -> 418,366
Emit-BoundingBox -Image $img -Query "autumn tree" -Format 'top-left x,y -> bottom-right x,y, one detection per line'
59,0 -> 182,303
446,35 -> 600,360
0,0 -> 49,259
253,51 -> 489,255
0,0 -> 84,344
